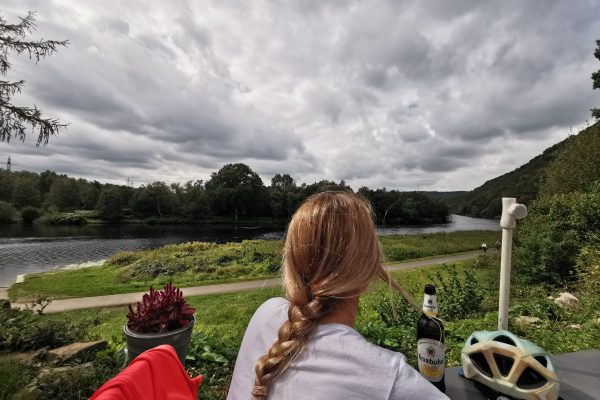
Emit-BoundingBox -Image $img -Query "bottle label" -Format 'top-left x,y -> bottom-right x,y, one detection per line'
417,338 -> 445,382
422,294 -> 438,317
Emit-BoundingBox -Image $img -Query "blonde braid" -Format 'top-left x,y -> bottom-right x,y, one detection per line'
251,191 -> 409,398
252,296 -> 334,399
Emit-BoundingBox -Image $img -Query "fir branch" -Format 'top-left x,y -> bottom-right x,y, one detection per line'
0,101 -> 68,145
0,11 -> 68,144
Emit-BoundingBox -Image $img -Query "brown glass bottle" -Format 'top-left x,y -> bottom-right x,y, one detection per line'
416,284 -> 446,393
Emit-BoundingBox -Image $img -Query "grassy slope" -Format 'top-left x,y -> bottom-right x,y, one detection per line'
9,230 -> 501,301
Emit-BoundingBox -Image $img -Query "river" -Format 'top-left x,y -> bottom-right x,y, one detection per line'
0,214 -> 499,287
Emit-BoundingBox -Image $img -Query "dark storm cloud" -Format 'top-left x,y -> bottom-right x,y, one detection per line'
1,0 -> 599,190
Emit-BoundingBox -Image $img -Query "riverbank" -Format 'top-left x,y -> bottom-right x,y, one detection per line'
8,230 -> 500,301
1,215 -> 500,287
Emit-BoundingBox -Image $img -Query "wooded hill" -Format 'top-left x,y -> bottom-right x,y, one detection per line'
432,122 -> 600,218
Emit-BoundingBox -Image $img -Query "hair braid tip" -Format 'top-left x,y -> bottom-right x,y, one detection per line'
252,385 -> 268,398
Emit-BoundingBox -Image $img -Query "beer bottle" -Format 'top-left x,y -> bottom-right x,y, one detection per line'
416,284 -> 446,392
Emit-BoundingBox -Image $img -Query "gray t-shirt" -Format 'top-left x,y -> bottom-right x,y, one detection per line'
227,297 -> 449,400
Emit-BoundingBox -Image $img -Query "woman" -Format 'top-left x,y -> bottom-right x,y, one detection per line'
228,192 -> 448,400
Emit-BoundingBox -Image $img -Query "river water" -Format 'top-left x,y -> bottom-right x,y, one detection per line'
0,214 -> 499,287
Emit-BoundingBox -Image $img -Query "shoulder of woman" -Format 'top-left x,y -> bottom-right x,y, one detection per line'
257,296 -> 288,312
248,297 -> 289,326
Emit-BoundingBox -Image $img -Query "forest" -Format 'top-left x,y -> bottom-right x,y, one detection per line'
0,163 -> 449,225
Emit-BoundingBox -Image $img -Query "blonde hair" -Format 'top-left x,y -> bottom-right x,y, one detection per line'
251,191 -> 416,399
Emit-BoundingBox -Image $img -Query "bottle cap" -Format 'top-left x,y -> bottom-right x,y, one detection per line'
424,284 -> 436,295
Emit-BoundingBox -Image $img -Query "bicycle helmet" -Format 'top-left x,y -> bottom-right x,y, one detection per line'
461,330 -> 559,400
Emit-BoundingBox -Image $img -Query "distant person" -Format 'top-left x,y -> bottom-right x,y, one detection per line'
481,242 -> 488,253
495,240 -> 501,251
228,192 -> 448,400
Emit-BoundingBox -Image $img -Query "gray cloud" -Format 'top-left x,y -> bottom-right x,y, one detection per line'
1,0 -> 599,191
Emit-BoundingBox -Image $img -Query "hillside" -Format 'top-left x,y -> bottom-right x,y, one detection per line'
434,123 -> 599,218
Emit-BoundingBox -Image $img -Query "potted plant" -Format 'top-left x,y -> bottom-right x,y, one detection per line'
124,282 -> 196,365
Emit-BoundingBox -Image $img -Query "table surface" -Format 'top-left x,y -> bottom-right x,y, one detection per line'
445,350 -> 600,400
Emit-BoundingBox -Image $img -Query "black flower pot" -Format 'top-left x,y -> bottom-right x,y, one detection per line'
124,317 -> 195,365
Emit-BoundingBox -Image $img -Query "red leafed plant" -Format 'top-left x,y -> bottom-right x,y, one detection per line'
126,283 -> 196,333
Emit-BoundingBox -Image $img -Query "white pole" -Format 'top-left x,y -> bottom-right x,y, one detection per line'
498,198 -> 527,330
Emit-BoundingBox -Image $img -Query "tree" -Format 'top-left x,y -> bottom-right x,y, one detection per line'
269,174 -> 299,219
11,177 -> 41,208
204,163 -> 267,220
592,40 -> 600,119
0,200 -> 15,223
20,206 -> 40,223
48,177 -> 81,210
0,169 -> 14,201
0,12 -> 68,145
81,182 -> 101,210
96,186 -> 124,221
171,180 -> 209,221
129,182 -> 175,218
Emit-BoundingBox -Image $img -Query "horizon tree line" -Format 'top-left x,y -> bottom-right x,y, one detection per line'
0,163 -> 448,225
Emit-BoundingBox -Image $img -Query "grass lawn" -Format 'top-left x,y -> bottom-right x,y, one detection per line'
9,230 -> 500,301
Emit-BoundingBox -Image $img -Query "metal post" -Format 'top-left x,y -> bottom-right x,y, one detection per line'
498,198 -> 527,330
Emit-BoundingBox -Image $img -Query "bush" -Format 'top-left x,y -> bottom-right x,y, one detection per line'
509,298 -> 568,322
514,188 -> 600,285
37,357 -> 120,400
576,245 -> 600,293
0,200 -> 16,223
46,213 -> 87,225
21,206 -> 41,224
427,265 -> 485,320
374,293 -> 420,328
356,320 -> 417,365
127,255 -> 192,279
120,240 -> 282,281
106,251 -> 141,266
185,332 -> 237,400
0,304 -> 89,351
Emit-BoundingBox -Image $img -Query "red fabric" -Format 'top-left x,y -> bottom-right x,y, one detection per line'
90,345 -> 202,400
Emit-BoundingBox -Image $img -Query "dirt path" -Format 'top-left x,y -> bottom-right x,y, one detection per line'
6,251 -> 481,313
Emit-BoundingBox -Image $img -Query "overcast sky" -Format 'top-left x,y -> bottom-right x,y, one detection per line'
1,0 -> 599,191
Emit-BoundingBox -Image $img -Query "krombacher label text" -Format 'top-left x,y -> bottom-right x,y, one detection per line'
416,284 -> 446,392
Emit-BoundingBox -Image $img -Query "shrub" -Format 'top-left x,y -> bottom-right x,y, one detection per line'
356,321 -> 417,365
0,303 -> 89,351
46,213 -> 87,225
37,357 -> 120,400
120,240 -> 282,281
106,251 -> 141,266
509,299 -> 568,322
126,283 -> 196,333
185,332 -> 237,400
513,188 -> 600,285
21,206 -> 41,224
126,255 -> 191,279
0,200 -> 15,223
427,265 -> 485,320
374,292 -> 420,328
575,245 -> 600,293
